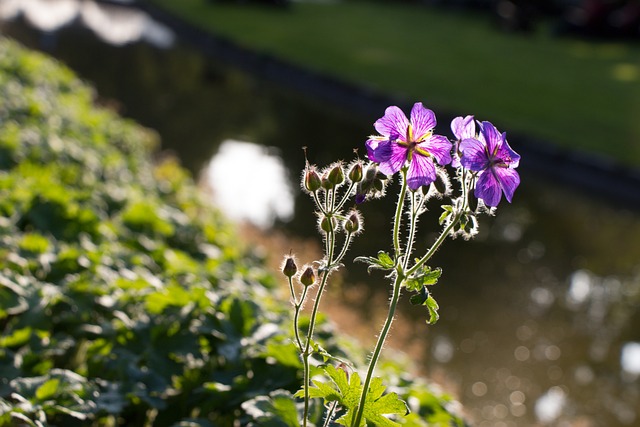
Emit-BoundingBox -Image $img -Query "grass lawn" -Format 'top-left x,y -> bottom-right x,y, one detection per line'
148,0 -> 640,167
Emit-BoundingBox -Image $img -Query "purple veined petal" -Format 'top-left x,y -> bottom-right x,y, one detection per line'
420,134 -> 452,166
500,133 -> 521,168
451,115 -> 475,140
366,137 -> 393,163
494,167 -> 520,203
480,121 -> 503,156
459,137 -> 489,171
374,106 -> 409,139
475,169 -> 502,207
406,153 -> 437,190
410,102 -> 436,140
377,142 -> 408,176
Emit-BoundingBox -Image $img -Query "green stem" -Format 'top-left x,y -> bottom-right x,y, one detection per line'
351,274 -> 404,427
393,168 -> 408,256
301,267 -> 330,426
407,171 -> 470,277
351,171 -> 408,427
402,190 -> 420,270
332,232 -> 353,266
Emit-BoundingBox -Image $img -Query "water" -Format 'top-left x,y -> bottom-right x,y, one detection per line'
2,2 -> 639,426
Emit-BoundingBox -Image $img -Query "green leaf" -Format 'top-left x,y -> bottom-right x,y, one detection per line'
425,295 -> 440,325
35,378 -> 60,401
0,326 -> 32,348
439,205 -> 453,225
241,390 -> 300,427
355,251 -> 395,273
409,289 -> 440,324
308,365 -> 408,427
409,286 -> 429,306
404,266 -> 441,291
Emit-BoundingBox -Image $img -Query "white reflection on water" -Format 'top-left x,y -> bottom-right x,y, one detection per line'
0,0 -> 174,47
534,386 -> 566,424
204,140 -> 294,229
22,0 -> 77,32
621,342 -> 640,377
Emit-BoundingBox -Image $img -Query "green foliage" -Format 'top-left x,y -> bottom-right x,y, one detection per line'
404,266 -> 441,292
0,38 -> 299,426
302,365 -> 408,427
0,38 -> 466,426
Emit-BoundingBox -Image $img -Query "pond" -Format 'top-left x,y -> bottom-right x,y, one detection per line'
2,2 -> 639,426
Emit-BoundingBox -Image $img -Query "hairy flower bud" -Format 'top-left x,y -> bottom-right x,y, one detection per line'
328,163 -> 345,186
300,266 -> 316,287
319,215 -> 337,233
304,167 -> 322,193
344,210 -> 363,234
321,174 -> 334,190
282,256 -> 297,278
348,161 -> 363,183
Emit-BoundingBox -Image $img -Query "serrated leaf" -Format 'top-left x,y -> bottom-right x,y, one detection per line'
376,251 -> 394,268
404,266 -> 441,291
355,251 -> 395,274
425,295 -> 440,325
307,365 -> 408,427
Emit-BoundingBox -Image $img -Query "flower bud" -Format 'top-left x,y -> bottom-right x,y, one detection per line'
348,161 -> 363,183
304,168 -> 322,193
282,256 -> 297,278
321,174 -> 335,190
344,210 -> 362,234
328,163 -> 345,186
319,215 -> 337,233
300,266 -> 316,287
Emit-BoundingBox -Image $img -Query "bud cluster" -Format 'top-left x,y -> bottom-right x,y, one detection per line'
282,254 -> 316,288
355,163 -> 388,204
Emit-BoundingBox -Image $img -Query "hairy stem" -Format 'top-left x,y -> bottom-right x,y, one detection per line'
351,274 -> 403,427
352,171 -> 408,427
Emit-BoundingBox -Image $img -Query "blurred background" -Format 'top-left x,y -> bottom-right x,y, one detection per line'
1,0 -> 639,426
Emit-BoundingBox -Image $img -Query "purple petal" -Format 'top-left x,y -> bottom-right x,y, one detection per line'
459,137 -> 489,171
497,133 -> 521,168
366,137 -> 393,163
451,115 -> 475,140
377,143 -> 407,176
374,106 -> 409,139
410,102 -> 436,140
494,167 -> 520,203
480,121 -> 502,156
419,134 -> 452,166
475,169 -> 502,207
406,154 -> 437,190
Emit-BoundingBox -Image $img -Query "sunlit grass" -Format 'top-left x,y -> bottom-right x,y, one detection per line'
150,0 -> 640,166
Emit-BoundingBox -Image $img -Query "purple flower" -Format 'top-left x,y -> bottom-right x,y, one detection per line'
366,102 -> 452,190
450,115 -> 476,168
460,121 -> 520,207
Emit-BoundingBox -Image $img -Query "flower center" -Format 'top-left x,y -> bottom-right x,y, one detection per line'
397,125 -> 432,162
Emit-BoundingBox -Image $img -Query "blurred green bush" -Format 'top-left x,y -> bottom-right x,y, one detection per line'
0,38 -> 464,426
